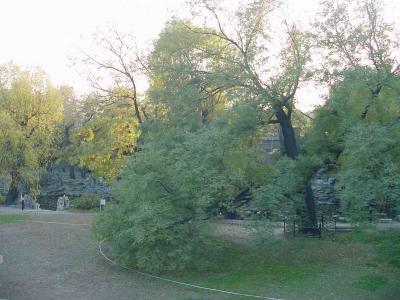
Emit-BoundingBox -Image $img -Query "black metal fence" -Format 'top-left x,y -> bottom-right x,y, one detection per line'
282,215 -> 338,238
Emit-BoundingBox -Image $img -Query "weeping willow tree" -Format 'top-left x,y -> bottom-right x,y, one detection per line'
93,19 -> 271,271
0,64 -> 63,204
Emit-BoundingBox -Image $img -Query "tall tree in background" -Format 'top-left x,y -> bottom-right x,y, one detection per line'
67,94 -> 140,181
148,20 -> 229,130
311,0 -> 399,167
57,85 -> 81,179
81,30 -> 148,125
315,0 -> 399,118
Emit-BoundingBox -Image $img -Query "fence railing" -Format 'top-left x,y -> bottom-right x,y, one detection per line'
282,215 -> 339,238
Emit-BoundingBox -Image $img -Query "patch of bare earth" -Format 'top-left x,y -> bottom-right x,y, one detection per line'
0,212 -> 231,300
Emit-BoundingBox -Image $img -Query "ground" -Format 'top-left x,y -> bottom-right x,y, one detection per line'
0,211 -> 232,300
0,209 -> 399,300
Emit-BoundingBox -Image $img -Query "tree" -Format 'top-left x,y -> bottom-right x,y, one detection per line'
94,103 -> 269,271
306,0 -> 400,217
314,0 -> 400,119
66,94 -> 140,181
93,19 -> 273,270
338,123 -> 400,218
0,65 -> 63,204
181,0 -> 317,225
80,30 -> 148,124
93,0 -> 400,272
306,69 -> 400,216
56,85 -> 81,179
147,20 -> 230,130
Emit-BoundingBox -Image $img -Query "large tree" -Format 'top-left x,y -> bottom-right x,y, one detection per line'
0,65 -> 63,204
180,0 -> 317,225
306,0 -> 400,217
93,20 -> 271,271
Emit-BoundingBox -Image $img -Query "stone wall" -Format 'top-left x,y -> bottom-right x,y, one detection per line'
38,164 -> 111,209
311,166 -> 340,206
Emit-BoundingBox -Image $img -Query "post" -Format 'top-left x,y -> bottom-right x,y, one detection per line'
319,223 -> 322,239
100,198 -> 106,211
321,215 -> 324,229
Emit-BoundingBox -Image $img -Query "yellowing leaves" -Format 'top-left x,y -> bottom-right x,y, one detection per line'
0,64 -> 63,197
67,96 -> 140,182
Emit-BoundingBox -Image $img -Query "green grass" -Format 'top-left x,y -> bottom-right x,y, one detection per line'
353,275 -> 387,291
0,214 -> 29,224
173,230 -> 400,300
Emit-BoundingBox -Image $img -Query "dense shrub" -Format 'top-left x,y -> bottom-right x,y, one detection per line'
0,194 -> 5,205
37,196 -> 57,210
337,124 -> 400,218
73,193 -> 100,210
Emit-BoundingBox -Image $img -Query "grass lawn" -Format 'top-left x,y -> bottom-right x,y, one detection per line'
174,228 -> 400,300
0,214 -> 29,224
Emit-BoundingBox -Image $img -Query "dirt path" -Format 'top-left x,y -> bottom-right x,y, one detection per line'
0,212 -> 231,300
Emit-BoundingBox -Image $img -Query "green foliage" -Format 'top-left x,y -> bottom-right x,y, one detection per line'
305,68 -> 399,157
304,66 -> 400,219
73,193 -> 101,210
0,0 -> 395,274
67,95 -> 140,181
337,124 -> 400,218
94,18 -> 293,271
148,20 -> 229,129
0,194 -> 5,204
93,101 -> 271,271
95,1 -> 400,271
253,155 -> 321,217
0,64 -> 63,198
36,195 -> 57,211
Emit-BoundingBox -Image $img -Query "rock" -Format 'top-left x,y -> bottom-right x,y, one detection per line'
311,166 -> 340,206
38,164 -> 111,209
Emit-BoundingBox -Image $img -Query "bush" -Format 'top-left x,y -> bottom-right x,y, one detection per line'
73,193 -> 100,210
0,194 -> 5,205
37,196 -> 57,210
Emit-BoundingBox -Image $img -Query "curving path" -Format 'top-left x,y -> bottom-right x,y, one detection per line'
0,210 -> 234,300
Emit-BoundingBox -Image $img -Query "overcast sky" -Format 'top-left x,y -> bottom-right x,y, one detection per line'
0,0 -> 399,111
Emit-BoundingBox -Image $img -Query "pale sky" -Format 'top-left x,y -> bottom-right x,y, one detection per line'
0,0 -> 399,111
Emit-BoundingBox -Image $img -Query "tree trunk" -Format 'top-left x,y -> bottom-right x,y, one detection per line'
305,182 -> 318,226
275,108 -> 299,159
275,107 -> 318,227
133,98 -> 142,124
5,176 -> 19,205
